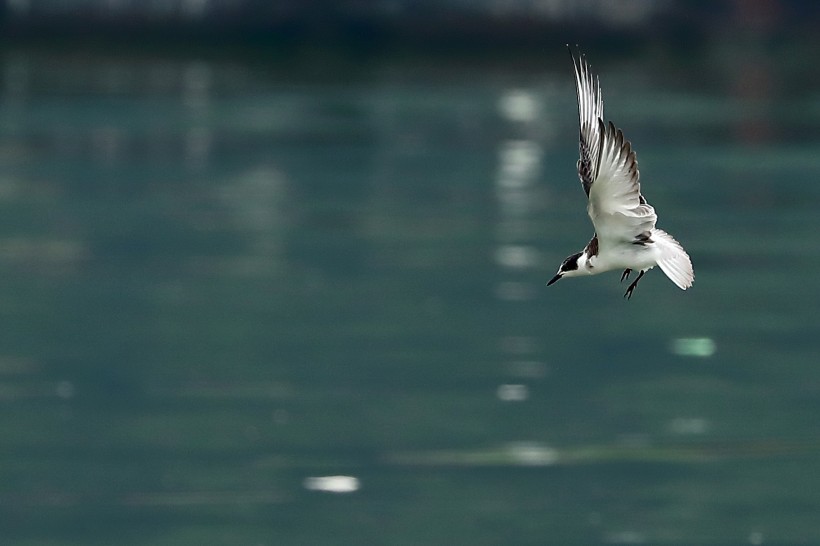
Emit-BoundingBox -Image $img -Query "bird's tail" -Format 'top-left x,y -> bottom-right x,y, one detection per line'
654,229 -> 694,290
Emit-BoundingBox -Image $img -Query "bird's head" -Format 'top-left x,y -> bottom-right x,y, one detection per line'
547,251 -> 587,285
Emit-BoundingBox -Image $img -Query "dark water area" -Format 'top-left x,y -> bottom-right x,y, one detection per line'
1,42 -> 820,545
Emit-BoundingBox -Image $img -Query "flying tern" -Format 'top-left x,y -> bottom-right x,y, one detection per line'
548,48 -> 694,299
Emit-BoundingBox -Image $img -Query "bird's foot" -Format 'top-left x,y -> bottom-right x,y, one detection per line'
620,269 -> 632,283
623,270 -> 645,300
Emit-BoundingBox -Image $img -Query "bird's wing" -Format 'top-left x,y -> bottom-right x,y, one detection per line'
570,49 -> 603,197
570,49 -> 656,242
587,119 -> 657,241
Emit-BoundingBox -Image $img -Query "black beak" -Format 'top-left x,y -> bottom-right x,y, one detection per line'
547,274 -> 562,286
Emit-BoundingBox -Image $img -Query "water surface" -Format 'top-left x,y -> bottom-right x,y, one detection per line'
1,47 -> 819,545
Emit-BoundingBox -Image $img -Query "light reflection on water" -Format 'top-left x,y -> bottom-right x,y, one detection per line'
0,48 -> 820,544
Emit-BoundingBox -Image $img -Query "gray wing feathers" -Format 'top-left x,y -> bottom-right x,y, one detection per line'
589,120 -> 657,240
570,49 -> 603,196
653,229 -> 694,289
595,119 -> 643,212
570,48 -> 656,243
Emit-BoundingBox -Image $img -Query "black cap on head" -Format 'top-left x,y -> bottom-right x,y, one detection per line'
561,252 -> 582,272
548,252 -> 582,287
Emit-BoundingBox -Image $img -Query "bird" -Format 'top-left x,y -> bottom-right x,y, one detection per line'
547,47 -> 694,299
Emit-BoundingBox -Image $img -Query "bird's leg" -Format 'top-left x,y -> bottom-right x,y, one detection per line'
623,270 -> 645,300
620,269 -> 632,283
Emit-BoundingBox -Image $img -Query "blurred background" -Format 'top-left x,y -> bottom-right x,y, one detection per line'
2,0 -> 820,544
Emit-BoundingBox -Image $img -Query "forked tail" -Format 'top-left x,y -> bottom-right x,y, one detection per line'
654,229 -> 694,290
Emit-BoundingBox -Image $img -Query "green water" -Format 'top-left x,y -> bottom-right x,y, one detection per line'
1,47 -> 819,545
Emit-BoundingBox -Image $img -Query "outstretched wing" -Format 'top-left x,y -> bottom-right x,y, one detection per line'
569,48 -> 603,197
570,48 -> 656,242
589,119 -> 656,241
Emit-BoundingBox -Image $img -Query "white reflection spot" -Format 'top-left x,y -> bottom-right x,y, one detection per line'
506,442 -> 558,466
495,244 -> 539,268
495,281 -> 536,301
497,384 -> 528,402
303,475 -> 360,494
668,417 -> 709,435
497,140 -> 542,187
748,531 -> 764,545
498,90 -> 539,122
670,337 -> 716,357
